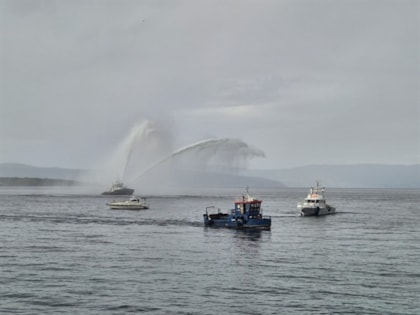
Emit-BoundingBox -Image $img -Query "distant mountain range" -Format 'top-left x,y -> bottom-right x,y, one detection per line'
243,164 -> 420,188
0,163 -> 283,188
0,177 -> 80,186
0,163 -> 85,180
0,163 -> 419,188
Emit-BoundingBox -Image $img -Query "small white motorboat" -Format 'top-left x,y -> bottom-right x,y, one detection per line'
298,181 -> 336,216
107,196 -> 149,210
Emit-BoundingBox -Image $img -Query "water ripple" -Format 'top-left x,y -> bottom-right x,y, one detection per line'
1,189 -> 419,315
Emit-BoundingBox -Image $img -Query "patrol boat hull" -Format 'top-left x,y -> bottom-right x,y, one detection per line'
299,205 -> 336,216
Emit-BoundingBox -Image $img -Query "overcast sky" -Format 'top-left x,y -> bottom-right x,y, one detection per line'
1,0 -> 419,170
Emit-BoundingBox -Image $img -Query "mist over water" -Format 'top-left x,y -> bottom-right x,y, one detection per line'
79,121 -> 265,194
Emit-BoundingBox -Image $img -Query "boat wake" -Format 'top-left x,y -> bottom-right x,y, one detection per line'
0,214 -> 203,228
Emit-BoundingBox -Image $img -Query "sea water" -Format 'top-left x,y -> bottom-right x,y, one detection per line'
0,187 -> 419,314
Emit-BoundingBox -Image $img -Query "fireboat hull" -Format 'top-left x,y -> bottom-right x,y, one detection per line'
101,188 -> 134,196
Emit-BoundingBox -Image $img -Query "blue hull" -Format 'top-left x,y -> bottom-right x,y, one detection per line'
203,214 -> 271,229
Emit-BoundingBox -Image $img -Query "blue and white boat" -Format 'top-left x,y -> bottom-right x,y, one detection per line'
203,190 -> 271,229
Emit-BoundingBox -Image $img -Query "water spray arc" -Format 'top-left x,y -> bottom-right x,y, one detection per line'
100,120 -> 265,193
111,120 -> 173,185
128,138 -> 265,185
119,122 -> 155,181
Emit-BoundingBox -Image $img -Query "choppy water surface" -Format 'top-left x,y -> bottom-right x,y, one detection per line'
1,187 -> 419,314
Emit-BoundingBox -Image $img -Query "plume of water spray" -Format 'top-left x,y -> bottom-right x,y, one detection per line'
129,138 -> 265,185
78,119 -> 265,194
129,138 -> 218,182
119,120 -> 173,183
117,122 -> 152,179
77,120 -> 173,189
119,122 -> 157,180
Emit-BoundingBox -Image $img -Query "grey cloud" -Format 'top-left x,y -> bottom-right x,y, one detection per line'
1,0 -> 418,169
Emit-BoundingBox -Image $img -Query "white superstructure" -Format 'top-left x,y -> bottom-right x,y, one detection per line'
298,181 -> 336,216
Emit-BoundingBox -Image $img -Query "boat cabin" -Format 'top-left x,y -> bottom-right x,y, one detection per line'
129,196 -> 140,203
233,196 -> 264,219
303,198 -> 326,206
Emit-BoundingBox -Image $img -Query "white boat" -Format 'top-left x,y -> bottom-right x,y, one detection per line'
107,196 -> 149,210
298,181 -> 336,216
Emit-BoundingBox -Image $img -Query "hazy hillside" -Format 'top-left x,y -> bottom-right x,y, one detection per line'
0,163 -> 284,188
243,164 -> 420,188
0,163 -> 84,180
1,163 -> 418,188
0,177 -> 80,186
135,169 -> 285,189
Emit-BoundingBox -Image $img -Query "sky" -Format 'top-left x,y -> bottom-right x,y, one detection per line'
1,0 -> 419,170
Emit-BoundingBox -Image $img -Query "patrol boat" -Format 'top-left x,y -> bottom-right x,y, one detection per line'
298,181 -> 336,216
203,189 -> 271,229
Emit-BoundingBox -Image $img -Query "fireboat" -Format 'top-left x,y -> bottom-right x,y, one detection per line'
101,180 -> 134,196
